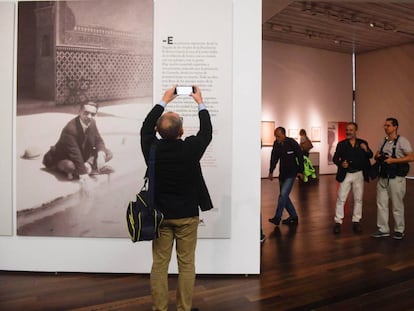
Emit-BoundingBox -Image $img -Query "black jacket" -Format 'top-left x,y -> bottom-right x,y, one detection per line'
269,137 -> 304,181
43,116 -> 106,175
140,104 -> 213,219
333,138 -> 373,182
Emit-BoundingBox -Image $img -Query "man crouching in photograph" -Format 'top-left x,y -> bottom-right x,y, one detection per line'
43,101 -> 113,182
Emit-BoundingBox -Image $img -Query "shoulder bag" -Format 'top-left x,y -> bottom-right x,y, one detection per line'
126,143 -> 164,242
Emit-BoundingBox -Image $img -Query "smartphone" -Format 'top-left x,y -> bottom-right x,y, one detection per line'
174,86 -> 195,96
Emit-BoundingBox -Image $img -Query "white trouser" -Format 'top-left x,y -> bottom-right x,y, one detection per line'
335,171 -> 364,224
376,176 -> 406,233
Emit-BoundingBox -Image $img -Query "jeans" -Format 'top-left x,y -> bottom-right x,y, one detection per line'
274,177 -> 297,220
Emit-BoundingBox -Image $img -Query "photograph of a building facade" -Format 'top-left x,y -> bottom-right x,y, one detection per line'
16,0 -> 153,238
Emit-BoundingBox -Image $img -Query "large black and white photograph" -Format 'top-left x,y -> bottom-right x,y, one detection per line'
16,0 -> 154,238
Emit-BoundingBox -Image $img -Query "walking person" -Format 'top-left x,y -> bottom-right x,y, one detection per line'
141,85 -> 212,311
371,117 -> 414,240
332,122 -> 373,234
268,127 -> 304,226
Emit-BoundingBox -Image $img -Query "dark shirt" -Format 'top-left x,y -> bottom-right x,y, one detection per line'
49,116 -> 106,175
269,137 -> 304,181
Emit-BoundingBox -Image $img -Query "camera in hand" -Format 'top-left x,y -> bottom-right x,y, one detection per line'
377,151 -> 410,178
377,152 -> 389,163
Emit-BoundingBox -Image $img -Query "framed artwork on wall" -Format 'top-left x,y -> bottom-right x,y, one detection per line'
261,121 -> 275,146
311,127 -> 321,142
288,128 -> 299,141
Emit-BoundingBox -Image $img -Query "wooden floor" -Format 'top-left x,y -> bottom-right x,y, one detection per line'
2,175 -> 414,311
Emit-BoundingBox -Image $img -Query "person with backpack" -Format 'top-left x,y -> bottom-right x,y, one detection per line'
371,117 -> 414,240
140,85 -> 212,311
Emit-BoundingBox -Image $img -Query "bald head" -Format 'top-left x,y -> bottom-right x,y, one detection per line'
274,126 -> 286,143
156,112 -> 183,140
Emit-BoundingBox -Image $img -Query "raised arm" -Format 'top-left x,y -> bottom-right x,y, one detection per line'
140,86 -> 177,162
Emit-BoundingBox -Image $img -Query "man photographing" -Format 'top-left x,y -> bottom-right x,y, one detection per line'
371,117 -> 414,240
140,85 -> 212,311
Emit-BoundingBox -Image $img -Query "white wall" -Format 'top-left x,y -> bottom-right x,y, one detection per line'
261,41 -> 353,177
0,0 -> 262,274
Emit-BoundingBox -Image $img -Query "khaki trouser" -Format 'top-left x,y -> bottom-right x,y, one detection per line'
151,216 -> 199,311
376,176 -> 406,233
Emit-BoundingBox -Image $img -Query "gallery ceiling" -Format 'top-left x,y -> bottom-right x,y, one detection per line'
262,0 -> 414,54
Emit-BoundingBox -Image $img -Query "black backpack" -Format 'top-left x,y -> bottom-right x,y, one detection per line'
126,143 -> 164,242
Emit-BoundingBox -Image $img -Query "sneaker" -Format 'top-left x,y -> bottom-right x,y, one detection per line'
352,222 -> 362,234
333,223 -> 341,234
393,232 -> 404,240
371,230 -> 390,238
268,217 -> 281,226
282,217 -> 298,225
